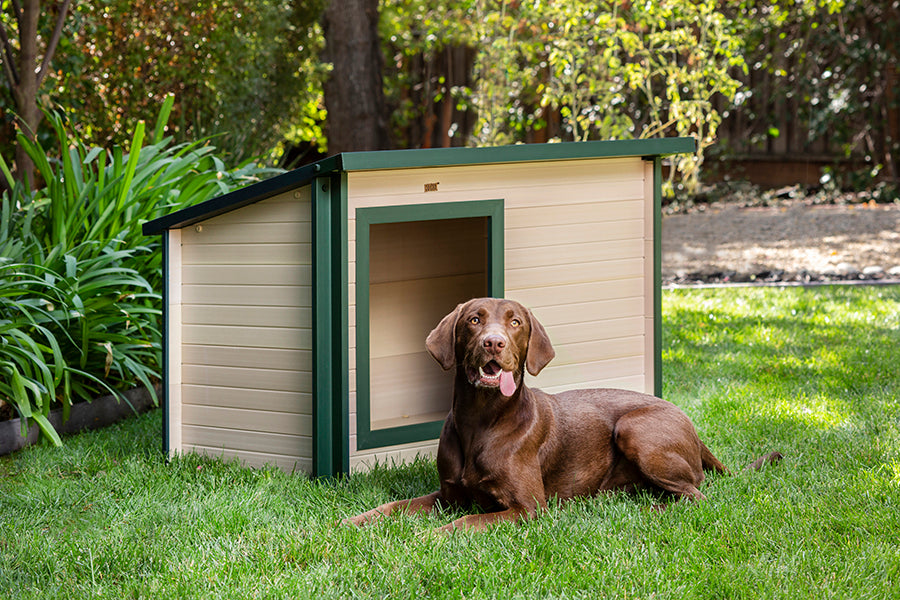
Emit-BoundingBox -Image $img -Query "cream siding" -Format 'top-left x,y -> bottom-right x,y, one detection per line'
346,157 -> 653,470
174,190 -> 314,472
166,229 -> 183,454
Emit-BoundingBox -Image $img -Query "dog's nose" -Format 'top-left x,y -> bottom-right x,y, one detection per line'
482,334 -> 506,353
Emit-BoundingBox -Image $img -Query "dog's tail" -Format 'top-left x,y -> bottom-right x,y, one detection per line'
700,442 -> 729,474
744,451 -> 784,471
702,443 -> 783,474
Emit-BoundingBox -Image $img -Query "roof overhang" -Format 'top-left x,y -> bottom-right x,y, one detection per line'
142,137 -> 696,235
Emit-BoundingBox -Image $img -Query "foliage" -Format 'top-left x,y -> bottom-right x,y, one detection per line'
2,286 -> 900,598
0,242 -> 156,446
0,98 -> 277,444
379,0 -> 478,149
378,0 -> 745,194
6,0 -> 894,192
721,0 -> 900,186
0,0 -> 71,186
15,0 -> 327,166
470,0 -> 744,194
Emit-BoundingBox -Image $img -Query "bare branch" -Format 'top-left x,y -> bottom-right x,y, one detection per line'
37,0 -> 72,86
11,0 -> 23,30
0,20 -> 20,87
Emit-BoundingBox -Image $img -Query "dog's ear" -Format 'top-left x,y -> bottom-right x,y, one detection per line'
525,308 -> 555,376
426,303 -> 463,370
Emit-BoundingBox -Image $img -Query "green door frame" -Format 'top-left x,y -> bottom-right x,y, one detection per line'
354,199 -> 505,450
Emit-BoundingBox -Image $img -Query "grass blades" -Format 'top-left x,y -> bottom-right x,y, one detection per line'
1,285 -> 899,598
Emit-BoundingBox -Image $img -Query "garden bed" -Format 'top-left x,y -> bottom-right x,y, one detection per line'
0,386 -> 158,456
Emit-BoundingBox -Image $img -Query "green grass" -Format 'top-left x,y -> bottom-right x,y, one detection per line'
2,286 -> 900,599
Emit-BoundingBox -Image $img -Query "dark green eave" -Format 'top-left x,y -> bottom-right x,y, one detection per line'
141,156 -> 341,235
142,137 -> 696,236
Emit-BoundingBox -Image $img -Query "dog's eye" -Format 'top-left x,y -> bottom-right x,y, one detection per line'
469,316 -> 480,325
510,318 -> 521,327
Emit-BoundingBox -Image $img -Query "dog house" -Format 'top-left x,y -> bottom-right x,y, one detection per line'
143,138 -> 695,476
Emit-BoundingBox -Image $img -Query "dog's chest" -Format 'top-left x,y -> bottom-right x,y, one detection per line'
445,442 -> 519,509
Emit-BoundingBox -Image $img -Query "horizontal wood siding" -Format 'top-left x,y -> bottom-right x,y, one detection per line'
368,218 -> 487,431
347,157 -> 652,468
177,190 -> 313,473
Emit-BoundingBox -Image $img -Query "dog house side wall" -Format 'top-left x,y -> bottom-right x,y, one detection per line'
171,188 -> 315,472
345,156 -> 656,472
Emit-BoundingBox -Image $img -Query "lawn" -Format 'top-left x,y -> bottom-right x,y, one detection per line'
2,286 -> 899,599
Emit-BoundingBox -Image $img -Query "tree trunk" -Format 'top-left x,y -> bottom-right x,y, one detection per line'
321,0 -> 390,154
0,0 -> 70,188
13,0 -> 42,188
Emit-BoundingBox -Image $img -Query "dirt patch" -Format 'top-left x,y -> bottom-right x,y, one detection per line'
661,201 -> 900,285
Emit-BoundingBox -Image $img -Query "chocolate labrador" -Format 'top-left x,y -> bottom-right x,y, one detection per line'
344,297 -> 781,532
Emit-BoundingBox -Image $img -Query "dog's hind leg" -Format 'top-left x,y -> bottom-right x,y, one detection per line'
700,441 -> 728,474
612,406 -> 709,501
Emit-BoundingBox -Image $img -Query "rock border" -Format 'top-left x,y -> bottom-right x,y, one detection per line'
663,268 -> 900,288
665,279 -> 900,290
0,385 -> 159,457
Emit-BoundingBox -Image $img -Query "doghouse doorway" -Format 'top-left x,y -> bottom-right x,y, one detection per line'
355,200 -> 504,449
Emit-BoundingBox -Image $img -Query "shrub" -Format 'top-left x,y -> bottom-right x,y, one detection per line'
0,96 -> 278,444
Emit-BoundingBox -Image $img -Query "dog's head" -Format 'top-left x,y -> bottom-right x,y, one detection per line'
425,298 -> 555,397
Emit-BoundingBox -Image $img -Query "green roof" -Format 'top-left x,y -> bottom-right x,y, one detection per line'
142,137 -> 695,235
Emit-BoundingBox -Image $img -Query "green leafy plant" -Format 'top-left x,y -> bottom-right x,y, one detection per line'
0,96 -> 278,445
0,261 -> 69,446
720,0 -> 899,188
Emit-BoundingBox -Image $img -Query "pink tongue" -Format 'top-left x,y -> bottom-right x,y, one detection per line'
500,370 -> 517,397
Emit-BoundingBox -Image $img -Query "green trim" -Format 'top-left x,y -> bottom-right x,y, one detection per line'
310,176 -> 332,476
143,138 -> 696,235
355,199 -> 504,450
339,137 -> 697,173
652,158 -> 664,398
310,176 -> 349,477
311,174 -> 351,477
333,173 -> 350,475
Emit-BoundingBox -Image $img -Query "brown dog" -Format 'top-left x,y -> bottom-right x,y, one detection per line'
344,298 -> 781,532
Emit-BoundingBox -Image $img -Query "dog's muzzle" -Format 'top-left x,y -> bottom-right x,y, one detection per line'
467,360 -> 517,396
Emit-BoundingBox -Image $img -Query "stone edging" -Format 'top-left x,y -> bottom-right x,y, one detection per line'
663,278 -> 900,290
0,385 -> 159,457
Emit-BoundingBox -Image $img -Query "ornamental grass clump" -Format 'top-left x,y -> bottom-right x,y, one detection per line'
0,96 -> 277,445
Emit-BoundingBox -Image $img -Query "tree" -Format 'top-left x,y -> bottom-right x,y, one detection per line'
322,0 -> 391,154
374,0 -> 744,194
465,0 -> 744,193
379,0 -> 478,149
40,0 -> 327,166
0,0 -> 71,187
721,0 -> 899,186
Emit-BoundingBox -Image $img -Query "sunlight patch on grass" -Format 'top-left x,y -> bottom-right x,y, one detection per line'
856,461 -> 900,492
883,461 -> 900,488
748,393 -> 853,430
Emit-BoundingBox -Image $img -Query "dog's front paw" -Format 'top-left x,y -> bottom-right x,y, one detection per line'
340,514 -> 372,528
339,508 -> 386,528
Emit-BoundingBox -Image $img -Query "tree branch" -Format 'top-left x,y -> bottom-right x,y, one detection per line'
37,0 -> 71,86
11,0 -> 23,30
0,20 -> 20,87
